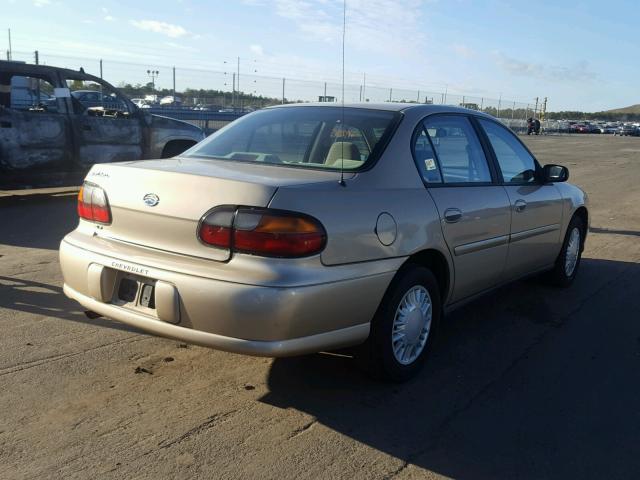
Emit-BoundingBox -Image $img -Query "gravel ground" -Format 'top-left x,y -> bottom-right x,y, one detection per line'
0,134 -> 639,479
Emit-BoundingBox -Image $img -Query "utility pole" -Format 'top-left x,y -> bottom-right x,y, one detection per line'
443,84 -> 448,104
362,73 -> 366,102
232,72 -> 236,110
282,78 -> 285,104
7,29 -> 12,61
99,59 -> 103,78
172,66 -> 176,100
34,50 -> 39,65
497,92 -> 502,117
417,90 -> 421,103
389,88 -> 392,102
534,96 -> 539,118
511,101 -> 516,120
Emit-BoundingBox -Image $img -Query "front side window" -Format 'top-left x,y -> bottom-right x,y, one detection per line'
186,107 -> 401,170
422,115 -> 492,183
65,78 -> 131,116
479,119 -> 537,183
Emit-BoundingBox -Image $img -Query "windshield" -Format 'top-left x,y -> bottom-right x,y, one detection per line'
185,107 -> 401,170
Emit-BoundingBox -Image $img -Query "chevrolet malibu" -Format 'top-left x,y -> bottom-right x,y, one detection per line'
60,104 -> 588,381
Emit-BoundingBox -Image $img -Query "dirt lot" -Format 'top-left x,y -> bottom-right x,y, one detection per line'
1,134 -> 639,479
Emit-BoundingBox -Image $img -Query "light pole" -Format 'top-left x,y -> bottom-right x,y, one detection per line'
146,69 -> 159,93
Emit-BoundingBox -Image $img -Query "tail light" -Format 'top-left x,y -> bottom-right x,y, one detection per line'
198,206 -> 326,258
78,182 -> 111,224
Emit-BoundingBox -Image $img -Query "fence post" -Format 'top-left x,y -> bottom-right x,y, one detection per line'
282,78 -> 285,104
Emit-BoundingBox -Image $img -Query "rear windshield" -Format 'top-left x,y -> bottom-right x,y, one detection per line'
185,107 -> 401,170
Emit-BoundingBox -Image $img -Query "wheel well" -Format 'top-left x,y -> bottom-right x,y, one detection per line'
403,249 -> 450,300
573,206 -> 588,230
161,140 -> 197,158
573,206 -> 589,245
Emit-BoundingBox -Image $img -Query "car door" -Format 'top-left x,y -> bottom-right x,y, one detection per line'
414,114 -> 511,302
64,75 -> 143,166
0,69 -> 72,186
477,118 -> 563,280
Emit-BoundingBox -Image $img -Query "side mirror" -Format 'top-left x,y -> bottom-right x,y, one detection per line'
542,164 -> 569,183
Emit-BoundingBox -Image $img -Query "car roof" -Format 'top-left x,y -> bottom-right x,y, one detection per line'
267,101 -> 496,118
0,61 -> 102,83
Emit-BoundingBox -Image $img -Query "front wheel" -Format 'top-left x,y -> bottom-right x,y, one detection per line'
357,265 -> 441,382
547,216 -> 585,287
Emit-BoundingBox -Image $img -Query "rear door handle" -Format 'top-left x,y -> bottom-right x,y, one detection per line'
514,200 -> 527,212
444,208 -> 462,223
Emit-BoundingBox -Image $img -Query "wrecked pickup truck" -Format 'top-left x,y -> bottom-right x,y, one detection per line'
0,61 -> 205,188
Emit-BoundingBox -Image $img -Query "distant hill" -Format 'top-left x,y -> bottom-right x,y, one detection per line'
602,104 -> 640,115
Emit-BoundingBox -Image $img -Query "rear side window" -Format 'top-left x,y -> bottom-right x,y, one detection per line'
0,73 -> 60,113
414,115 -> 492,184
479,119 -> 537,183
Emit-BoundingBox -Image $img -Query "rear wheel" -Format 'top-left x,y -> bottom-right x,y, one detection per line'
357,265 -> 441,382
547,215 -> 585,287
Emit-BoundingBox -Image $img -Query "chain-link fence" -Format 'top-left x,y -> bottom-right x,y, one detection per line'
7,50 -> 549,133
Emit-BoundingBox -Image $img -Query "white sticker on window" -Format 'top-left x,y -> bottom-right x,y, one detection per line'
424,158 -> 437,171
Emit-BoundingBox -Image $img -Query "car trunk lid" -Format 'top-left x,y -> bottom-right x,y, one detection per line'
84,158 -> 348,262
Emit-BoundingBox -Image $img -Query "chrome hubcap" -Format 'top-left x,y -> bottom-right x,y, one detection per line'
565,227 -> 581,276
392,286 -> 432,365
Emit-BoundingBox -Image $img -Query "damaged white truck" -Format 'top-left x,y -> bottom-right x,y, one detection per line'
0,61 -> 205,188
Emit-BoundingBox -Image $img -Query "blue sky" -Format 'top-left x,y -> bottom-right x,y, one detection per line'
1,0 -> 638,111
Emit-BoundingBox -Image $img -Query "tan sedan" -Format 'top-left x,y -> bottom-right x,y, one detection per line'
60,104 -> 588,381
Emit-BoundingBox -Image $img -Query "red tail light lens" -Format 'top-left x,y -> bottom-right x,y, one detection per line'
198,207 -> 326,258
78,182 -> 111,224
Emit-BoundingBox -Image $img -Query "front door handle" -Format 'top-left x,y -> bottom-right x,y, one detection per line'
514,199 -> 527,212
444,208 -> 463,223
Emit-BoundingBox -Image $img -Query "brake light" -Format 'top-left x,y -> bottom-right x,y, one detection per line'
198,207 -> 326,258
78,182 -> 111,224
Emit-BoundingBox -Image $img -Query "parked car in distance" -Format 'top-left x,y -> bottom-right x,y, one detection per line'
617,124 -> 639,136
598,124 -> 618,134
0,61 -> 206,188
60,104 -> 589,381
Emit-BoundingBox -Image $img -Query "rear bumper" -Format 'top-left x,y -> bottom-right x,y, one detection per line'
63,284 -> 370,356
60,238 -> 398,356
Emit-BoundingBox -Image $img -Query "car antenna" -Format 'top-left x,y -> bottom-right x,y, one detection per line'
339,0 -> 347,187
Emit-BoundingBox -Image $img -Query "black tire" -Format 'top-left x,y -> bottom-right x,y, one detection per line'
547,215 -> 585,287
357,265 -> 441,382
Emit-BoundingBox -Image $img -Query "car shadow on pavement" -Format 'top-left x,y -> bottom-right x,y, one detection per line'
0,275 -> 141,334
0,192 -> 78,250
260,258 -> 640,479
